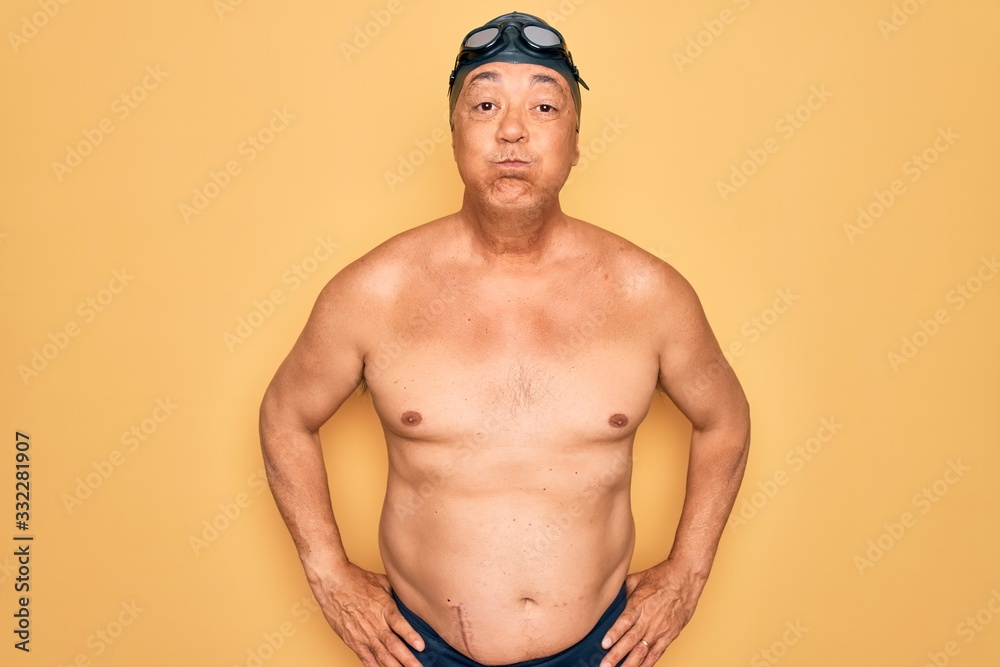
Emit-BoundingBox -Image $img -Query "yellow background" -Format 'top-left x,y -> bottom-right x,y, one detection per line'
2,0 -> 998,665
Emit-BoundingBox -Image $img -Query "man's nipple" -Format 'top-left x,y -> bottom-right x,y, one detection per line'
401,410 -> 423,426
608,413 -> 629,428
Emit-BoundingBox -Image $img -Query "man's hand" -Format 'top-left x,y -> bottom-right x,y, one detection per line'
311,562 -> 426,667
599,559 -> 706,667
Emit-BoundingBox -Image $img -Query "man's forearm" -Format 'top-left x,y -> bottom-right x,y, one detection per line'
598,416 -> 750,667
259,405 -> 351,581
259,396 -> 428,666
665,420 -> 750,579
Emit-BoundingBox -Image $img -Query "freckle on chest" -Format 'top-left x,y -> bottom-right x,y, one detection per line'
608,413 -> 629,428
401,410 -> 423,426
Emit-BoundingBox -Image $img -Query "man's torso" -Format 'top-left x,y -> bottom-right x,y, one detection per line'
359,216 -> 665,664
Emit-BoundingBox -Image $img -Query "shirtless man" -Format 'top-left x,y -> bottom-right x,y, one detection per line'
259,12 -> 750,667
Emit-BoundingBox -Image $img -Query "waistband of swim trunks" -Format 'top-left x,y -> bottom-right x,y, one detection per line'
392,583 -> 627,667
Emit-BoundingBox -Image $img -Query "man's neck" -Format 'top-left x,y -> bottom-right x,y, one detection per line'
459,192 -> 566,264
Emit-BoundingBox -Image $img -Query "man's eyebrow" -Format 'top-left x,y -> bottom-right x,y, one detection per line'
530,73 -> 562,89
467,70 -> 501,87
531,74 -> 568,99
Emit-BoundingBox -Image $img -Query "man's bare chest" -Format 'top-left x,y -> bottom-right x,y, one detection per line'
363,282 -> 660,444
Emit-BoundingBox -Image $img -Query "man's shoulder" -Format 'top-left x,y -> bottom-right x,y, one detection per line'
365,215 -> 453,261
314,216 -> 452,308
571,221 -> 708,350
572,218 -> 692,300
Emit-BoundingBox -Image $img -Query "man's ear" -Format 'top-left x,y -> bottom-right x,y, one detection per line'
571,125 -> 581,167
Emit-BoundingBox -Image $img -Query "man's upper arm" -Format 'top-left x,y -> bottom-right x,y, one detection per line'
654,264 -> 749,432
261,264 -> 373,435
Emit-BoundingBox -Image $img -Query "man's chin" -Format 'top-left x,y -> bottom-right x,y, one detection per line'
486,178 -> 543,206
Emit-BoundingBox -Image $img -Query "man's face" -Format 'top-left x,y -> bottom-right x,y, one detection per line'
451,61 -> 581,213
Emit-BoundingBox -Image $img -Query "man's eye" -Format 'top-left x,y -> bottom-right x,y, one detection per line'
538,104 -> 554,113
477,102 -> 495,111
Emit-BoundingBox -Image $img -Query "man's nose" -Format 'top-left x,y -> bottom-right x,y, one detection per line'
496,105 -> 527,142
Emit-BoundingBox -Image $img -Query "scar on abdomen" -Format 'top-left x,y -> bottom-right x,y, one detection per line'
609,413 -> 629,428
456,604 -> 472,655
401,410 -> 422,426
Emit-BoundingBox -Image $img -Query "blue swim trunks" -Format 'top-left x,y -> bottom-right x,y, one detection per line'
392,584 -> 627,667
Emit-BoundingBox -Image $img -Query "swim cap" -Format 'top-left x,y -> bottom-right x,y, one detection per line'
448,12 -> 589,130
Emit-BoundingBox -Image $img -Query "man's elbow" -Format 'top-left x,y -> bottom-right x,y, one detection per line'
731,392 -> 751,451
257,383 -> 308,490
736,392 -> 750,441
258,381 -> 323,451
695,393 -> 750,457
258,381 -> 290,454
729,394 -> 751,475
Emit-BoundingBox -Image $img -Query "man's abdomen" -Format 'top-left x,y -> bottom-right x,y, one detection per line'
380,465 -> 635,665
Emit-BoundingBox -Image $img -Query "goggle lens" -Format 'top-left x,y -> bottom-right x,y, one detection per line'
522,25 -> 561,47
464,27 -> 499,48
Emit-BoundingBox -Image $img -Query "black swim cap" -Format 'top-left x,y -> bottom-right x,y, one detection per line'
448,12 -> 589,130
